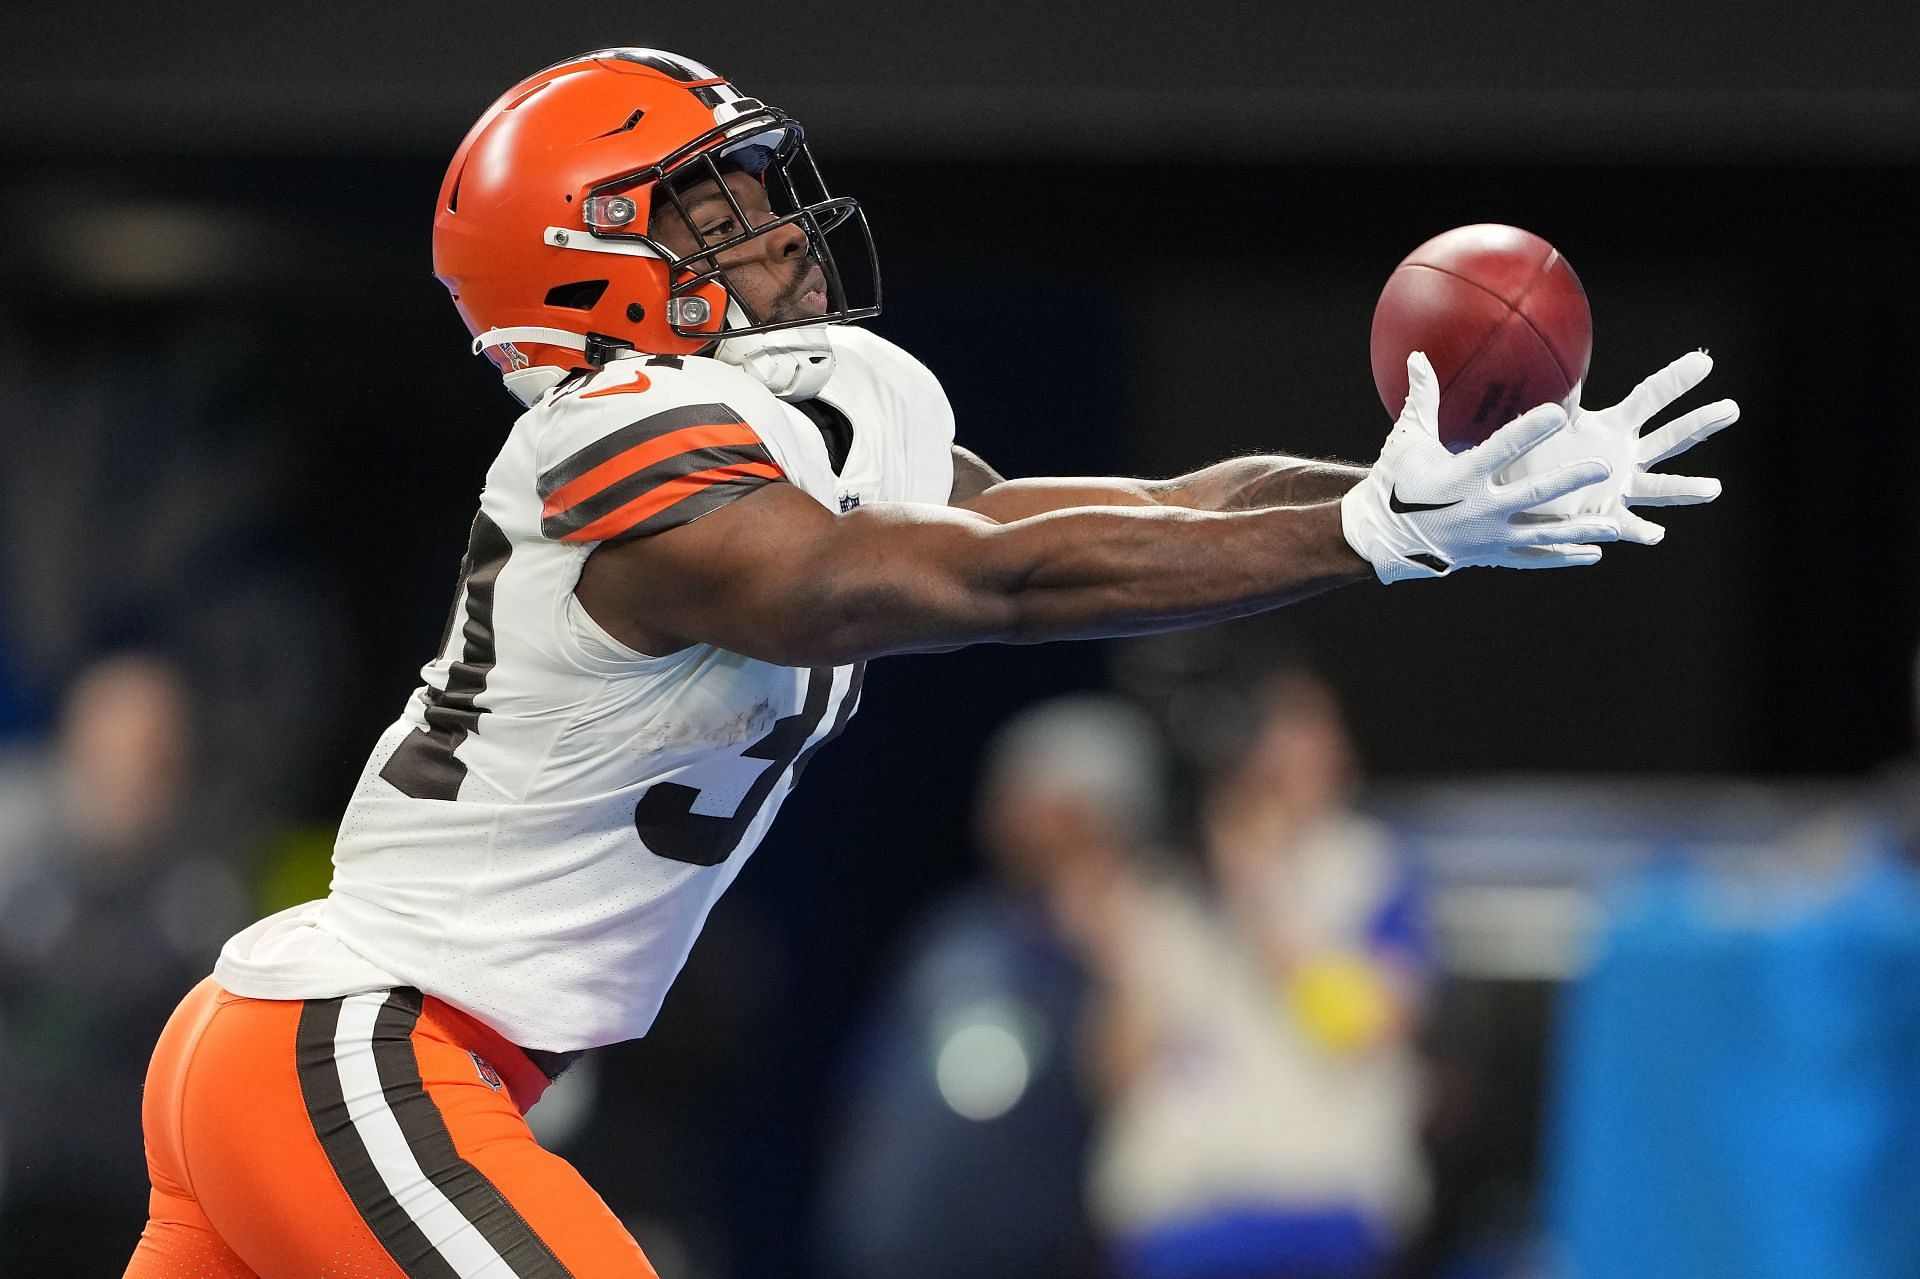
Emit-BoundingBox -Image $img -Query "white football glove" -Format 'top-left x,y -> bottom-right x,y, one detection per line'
1341,352 -> 1623,583
1500,350 -> 1737,545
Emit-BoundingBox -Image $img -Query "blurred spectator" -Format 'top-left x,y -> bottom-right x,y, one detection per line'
0,652 -> 246,1272
0,295 -> 349,835
817,696 -> 1170,1279
1087,672 -> 1431,1279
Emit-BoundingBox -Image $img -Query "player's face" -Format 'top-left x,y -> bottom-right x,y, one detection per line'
651,168 -> 829,325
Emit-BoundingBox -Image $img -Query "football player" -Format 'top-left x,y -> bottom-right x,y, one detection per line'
124,49 -> 1735,1278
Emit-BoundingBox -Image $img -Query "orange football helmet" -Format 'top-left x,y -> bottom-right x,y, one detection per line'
432,49 -> 878,403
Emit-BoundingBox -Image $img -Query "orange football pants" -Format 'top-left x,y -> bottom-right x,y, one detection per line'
124,978 -> 659,1278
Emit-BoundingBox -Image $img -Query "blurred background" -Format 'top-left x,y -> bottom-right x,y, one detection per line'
2,2 -> 1917,1275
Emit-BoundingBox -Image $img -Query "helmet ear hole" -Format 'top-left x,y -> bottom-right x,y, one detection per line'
544,280 -> 610,310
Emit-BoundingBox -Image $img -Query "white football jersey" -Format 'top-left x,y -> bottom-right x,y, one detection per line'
216,327 -> 955,1051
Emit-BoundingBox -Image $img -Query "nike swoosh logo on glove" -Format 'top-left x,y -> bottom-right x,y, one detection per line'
1388,488 -> 1463,514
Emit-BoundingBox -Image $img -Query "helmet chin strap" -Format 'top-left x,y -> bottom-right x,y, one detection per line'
474,326 -> 589,407
712,301 -> 837,401
473,304 -> 840,408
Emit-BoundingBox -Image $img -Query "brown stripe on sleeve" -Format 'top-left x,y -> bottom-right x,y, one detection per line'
541,441 -> 780,541
559,463 -> 784,544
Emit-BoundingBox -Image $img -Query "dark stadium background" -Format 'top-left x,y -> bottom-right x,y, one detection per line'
1,2 -> 1915,1274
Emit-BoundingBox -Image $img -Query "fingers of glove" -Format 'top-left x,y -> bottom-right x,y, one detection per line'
1613,350 -> 1714,426
1472,402 -> 1572,472
1503,514 -> 1624,548
1400,352 -> 1440,436
1478,543 -> 1606,570
1499,456 -> 1612,510
1638,399 -> 1739,466
1616,510 -> 1668,545
1628,472 -> 1721,507
1518,543 -> 1605,568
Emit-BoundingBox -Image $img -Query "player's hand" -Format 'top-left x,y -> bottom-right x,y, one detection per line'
1340,352 -> 1623,583
1500,350 -> 1737,546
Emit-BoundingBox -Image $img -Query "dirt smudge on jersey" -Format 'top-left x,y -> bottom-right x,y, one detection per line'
627,698 -> 778,755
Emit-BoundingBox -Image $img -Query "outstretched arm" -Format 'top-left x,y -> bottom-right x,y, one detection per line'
578,482 -> 1371,667
950,444 -> 1367,520
577,354 -> 1623,666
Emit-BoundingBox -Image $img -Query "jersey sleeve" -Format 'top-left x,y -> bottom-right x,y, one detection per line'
534,379 -> 786,544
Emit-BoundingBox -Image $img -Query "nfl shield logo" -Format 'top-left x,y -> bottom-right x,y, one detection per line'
470,1051 -> 505,1091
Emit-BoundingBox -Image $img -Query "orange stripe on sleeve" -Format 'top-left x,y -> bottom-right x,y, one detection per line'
541,422 -> 768,521
560,462 -> 785,543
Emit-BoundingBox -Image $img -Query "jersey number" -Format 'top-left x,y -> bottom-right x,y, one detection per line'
379,513 -> 512,801
634,663 -> 865,867
379,512 -> 861,855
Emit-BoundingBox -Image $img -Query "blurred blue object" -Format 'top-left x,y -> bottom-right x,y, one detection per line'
1546,836 -> 1920,1279
1114,1205 -> 1382,1279
0,622 -> 49,740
